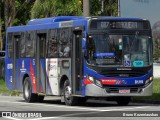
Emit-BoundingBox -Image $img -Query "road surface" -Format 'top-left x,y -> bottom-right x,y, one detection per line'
0,96 -> 160,120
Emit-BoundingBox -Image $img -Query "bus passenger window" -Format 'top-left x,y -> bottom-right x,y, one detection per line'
47,29 -> 58,58
20,33 -> 26,57
40,36 -> 46,58
8,33 -> 13,58
58,28 -> 71,58
26,33 -> 35,58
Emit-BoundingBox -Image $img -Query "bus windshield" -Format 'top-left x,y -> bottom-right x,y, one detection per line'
87,34 -> 152,67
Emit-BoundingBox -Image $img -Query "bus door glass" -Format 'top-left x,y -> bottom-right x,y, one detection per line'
13,35 -> 20,89
36,33 -> 46,93
7,34 -> 21,90
72,28 -> 83,94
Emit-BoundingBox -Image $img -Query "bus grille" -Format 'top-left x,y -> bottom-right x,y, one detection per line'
100,71 -> 145,77
106,87 -> 141,93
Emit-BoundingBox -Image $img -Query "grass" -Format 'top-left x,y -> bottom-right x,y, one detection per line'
133,78 -> 160,101
0,79 -> 21,96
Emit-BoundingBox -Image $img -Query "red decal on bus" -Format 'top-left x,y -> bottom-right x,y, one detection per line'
84,79 -> 93,84
30,61 -> 36,93
101,79 -> 117,85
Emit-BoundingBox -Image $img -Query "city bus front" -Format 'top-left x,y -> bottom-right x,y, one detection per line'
83,18 -> 153,104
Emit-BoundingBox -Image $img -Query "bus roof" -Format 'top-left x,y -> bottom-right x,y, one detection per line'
7,16 -> 148,33
27,16 -> 146,26
27,16 -> 87,25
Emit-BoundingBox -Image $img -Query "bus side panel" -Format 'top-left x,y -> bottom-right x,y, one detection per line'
15,59 -> 20,90
19,59 -> 25,91
19,58 -> 37,93
5,59 -> 14,90
40,59 -> 46,93
45,58 -> 71,95
46,58 -> 59,95
29,59 -> 37,93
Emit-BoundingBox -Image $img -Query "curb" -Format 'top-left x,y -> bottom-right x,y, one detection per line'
132,100 -> 160,104
0,93 -> 23,97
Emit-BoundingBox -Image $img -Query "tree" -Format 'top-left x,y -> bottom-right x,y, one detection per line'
102,0 -> 118,16
56,0 -> 82,16
90,0 -> 101,16
0,1 -> 3,50
90,0 -> 118,16
31,0 -> 56,18
0,0 -> 34,50
31,0 -> 82,18
4,0 -> 16,29
14,0 -> 35,26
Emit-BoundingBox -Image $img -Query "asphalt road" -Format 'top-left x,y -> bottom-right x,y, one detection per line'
0,96 -> 160,120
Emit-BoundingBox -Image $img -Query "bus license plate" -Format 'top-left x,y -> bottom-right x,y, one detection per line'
119,89 -> 130,94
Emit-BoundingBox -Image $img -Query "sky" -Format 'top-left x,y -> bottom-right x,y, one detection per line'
120,0 -> 160,27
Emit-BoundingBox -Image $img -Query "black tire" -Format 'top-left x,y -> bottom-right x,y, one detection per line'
63,80 -> 78,106
78,97 -> 87,105
116,97 -> 131,106
37,96 -> 44,102
23,77 -> 37,103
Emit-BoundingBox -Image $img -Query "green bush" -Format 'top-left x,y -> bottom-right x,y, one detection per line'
0,79 -> 21,96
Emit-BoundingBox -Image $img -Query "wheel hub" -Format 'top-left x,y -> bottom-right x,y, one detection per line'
24,82 -> 30,98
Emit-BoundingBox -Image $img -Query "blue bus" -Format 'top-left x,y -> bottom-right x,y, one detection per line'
5,16 -> 153,106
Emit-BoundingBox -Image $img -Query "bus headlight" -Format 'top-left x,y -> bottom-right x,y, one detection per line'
95,79 -> 102,88
88,76 -> 94,83
149,76 -> 153,81
145,76 -> 153,85
88,75 -> 102,87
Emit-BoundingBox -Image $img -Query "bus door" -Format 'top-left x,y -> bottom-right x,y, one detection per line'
72,27 -> 84,95
36,32 -> 47,94
13,34 -> 21,90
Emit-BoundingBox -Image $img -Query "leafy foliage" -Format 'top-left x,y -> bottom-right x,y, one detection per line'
31,0 -> 82,18
90,0 -> 101,16
90,0 -> 118,16
14,0 -> 35,26
102,0 -> 118,16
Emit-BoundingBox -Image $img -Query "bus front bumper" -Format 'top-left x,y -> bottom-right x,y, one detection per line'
85,82 -> 153,97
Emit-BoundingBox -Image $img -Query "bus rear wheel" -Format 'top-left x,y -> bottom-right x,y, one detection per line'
63,80 -> 78,106
23,77 -> 37,102
116,97 -> 131,106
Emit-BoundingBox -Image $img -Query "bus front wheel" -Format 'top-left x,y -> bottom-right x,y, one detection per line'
63,80 -> 78,106
23,77 -> 37,102
116,97 -> 131,106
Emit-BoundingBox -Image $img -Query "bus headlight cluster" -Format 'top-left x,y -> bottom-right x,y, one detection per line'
88,75 -> 102,88
145,76 -> 153,85
95,79 -> 102,87
88,76 -> 94,83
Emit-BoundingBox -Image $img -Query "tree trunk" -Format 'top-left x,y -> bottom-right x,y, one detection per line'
4,0 -> 15,29
4,0 -> 9,30
0,4 -> 3,50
